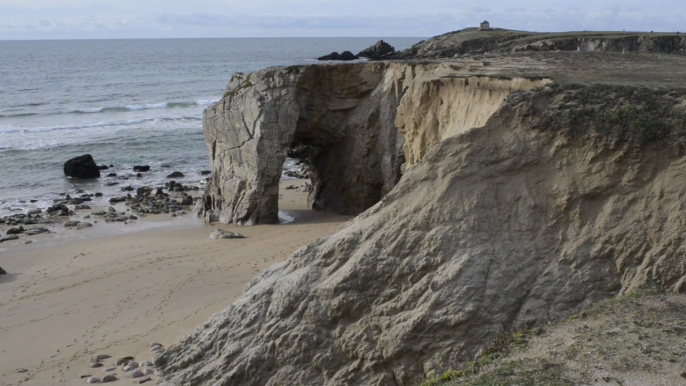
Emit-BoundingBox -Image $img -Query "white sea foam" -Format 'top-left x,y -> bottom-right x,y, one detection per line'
278,211 -> 296,224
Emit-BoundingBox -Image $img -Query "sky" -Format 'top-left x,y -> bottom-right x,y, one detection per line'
0,0 -> 684,40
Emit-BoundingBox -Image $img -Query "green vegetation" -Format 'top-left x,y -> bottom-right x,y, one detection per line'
528,84 -> 686,152
419,292 -> 686,386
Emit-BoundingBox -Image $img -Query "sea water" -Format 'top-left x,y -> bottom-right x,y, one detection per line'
0,38 -> 421,216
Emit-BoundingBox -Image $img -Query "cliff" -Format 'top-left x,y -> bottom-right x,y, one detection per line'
158,52 -> 686,385
391,29 -> 686,59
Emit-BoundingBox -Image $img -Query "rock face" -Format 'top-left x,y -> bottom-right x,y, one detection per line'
201,63 -> 411,224
357,40 -> 395,59
158,69 -> 686,385
64,154 -> 100,179
200,63 -> 548,225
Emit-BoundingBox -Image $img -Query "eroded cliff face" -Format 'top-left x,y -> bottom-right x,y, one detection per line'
158,80 -> 686,386
201,62 -> 549,224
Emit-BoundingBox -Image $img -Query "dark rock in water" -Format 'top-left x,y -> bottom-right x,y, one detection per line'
137,187 -> 153,197
166,171 -> 184,178
64,220 -> 80,228
0,235 -> 19,243
155,188 -> 166,197
26,227 -> 50,236
180,195 -> 194,206
0,266 -> 6,275
133,165 -> 151,172
6,226 -> 25,235
136,173 -> 143,178
107,172 -> 117,178
97,165 -> 109,170
357,40 -> 395,59
200,170 -> 211,176
109,196 -> 127,203
105,182 -> 119,186
121,186 -> 135,192
46,204 -> 70,216
317,51 -> 359,61
64,154 -> 100,179
161,164 -> 171,168
95,192 -> 103,197
75,204 -> 91,210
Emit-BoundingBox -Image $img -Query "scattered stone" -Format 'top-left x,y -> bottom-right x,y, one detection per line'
200,170 -> 211,175
77,222 -> 93,230
97,165 -> 109,170
80,375 -> 91,379
0,267 -> 6,275
104,367 -> 116,372
64,221 -> 81,228
107,173 -> 117,178
136,173 -> 143,178
123,361 -> 139,371
109,196 -> 127,203
105,182 -> 119,187
89,362 -> 104,368
91,354 -> 110,361
7,226 -> 25,235
141,368 -> 154,375
64,154 -> 101,179
75,204 -> 92,210
26,227 -> 50,236
166,171 -> 184,179
115,356 -> 135,366
140,360 -> 154,367
210,229 -> 245,240
128,369 -> 144,378
161,164 -> 171,168
27,209 -> 42,215
95,192 -> 103,197
46,204 -> 70,216
681,372 -> 686,379
102,374 -> 117,383
16,368 -> 28,373
136,376 -> 152,384
133,165 -> 151,172
86,376 -> 101,384
20,240 -> 33,245
0,235 -> 20,243
137,187 -> 153,197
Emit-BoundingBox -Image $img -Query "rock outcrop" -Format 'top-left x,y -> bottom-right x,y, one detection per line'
357,40 -> 395,60
200,62 -> 549,225
317,51 -> 359,61
64,154 -> 100,179
159,68 -> 686,385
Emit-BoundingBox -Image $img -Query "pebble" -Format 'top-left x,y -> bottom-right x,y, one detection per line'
142,368 -> 154,376
115,356 -> 135,366
140,361 -> 153,367
16,368 -> 28,373
150,342 -> 162,349
128,369 -> 144,378
136,376 -> 152,384
86,376 -> 101,384
102,374 -> 117,383
89,362 -> 104,368
80,375 -> 92,379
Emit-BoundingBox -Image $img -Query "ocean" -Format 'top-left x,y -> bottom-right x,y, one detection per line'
0,37 -> 421,216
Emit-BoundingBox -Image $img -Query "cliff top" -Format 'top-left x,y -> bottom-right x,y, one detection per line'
391,51 -> 686,88
392,28 -> 686,59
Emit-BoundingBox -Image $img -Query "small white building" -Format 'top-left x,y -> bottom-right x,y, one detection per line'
480,20 -> 491,30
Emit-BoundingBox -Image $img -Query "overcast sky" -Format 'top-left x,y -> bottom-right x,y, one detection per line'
1,0 -> 684,40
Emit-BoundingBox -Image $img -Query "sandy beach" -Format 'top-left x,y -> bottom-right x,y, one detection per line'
0,179 -> 350,385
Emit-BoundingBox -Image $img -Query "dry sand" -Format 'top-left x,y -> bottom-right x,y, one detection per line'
0,179 -> 350,385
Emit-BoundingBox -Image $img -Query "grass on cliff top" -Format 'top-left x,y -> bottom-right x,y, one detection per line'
420,291 -> 686,386
524,84 -> 686,152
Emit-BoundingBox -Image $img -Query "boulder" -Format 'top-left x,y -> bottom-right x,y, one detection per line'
166,171 -> 184,179
63,154 -> 100,179
133,165 -> 151,172
0,266 -> 6,275
317,51 -> 359,61
209,229 -> 245,240
6,226 -> 24,235
46,204 -> 70,216
357,40 -> 395,59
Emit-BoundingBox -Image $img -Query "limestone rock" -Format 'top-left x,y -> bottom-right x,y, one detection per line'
209,229 -> 244,240
159,79 -> 686,386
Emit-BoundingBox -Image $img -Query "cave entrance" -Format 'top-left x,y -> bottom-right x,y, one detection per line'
277,142 -> 316,224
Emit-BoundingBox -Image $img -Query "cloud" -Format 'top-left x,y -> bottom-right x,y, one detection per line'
1,2 -> 684,39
